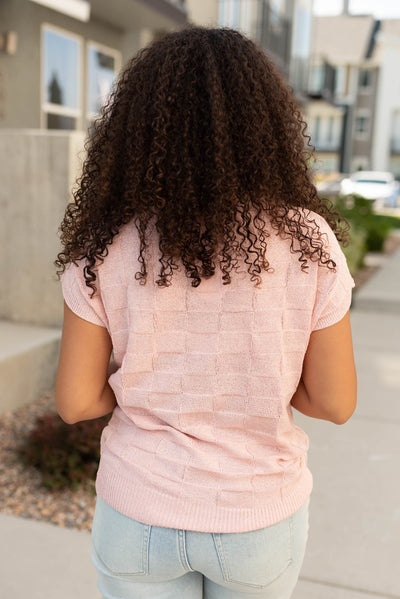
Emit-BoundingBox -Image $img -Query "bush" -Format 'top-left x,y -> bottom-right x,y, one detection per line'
333,195 -> 398,253
363,218 -> 391,252
340,224 -> 367,276
18,413 -> 110,491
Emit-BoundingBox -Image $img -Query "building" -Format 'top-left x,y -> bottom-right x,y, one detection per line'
218,0 -> 313,98
308,10 -> 400,177
307,13 -> 378,174
0,0 -> 192,130
372,19 -> 400,178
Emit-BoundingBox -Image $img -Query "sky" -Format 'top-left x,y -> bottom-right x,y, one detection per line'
313,0 -> 400,19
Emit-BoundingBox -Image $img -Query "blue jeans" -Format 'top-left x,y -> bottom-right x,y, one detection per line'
91,496 -> 309,599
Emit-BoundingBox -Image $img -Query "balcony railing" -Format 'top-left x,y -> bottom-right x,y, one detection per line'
258,1 -> 291,74
308,62 -> 336,100
314,140 -> 341,152
219,0 -> 292,76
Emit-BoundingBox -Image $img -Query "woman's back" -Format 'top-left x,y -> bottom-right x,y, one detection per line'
61,210 -> 353,533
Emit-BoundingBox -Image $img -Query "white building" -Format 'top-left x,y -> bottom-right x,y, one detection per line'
307,13 -> 378,174
308,12 -> 400,178
372,20 -> 400,177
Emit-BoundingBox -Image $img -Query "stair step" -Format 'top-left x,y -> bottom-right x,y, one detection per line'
0,320 -> 61,414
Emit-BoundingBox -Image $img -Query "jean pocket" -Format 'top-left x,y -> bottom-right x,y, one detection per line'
213,516 -> 293,589
91,497 -> 151,576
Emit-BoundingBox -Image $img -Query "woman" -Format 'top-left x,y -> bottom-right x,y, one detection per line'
55,26 -> 357,599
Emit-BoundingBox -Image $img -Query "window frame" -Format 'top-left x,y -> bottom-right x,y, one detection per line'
309,63 -> 324,95
354,109 -> 371,140
334,65 -> 347,96
86,40 -> 122,126
359,68 -> 372,94
40,22 -> 84,130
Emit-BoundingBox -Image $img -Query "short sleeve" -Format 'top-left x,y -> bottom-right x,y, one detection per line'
61,261 -> 109,328
311,218 -> 355,331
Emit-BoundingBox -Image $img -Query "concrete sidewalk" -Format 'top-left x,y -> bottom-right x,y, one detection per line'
1,248 -> 399,599
293,245 -> 400,599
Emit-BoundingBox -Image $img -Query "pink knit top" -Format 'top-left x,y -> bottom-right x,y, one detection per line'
61,211 -> 354,533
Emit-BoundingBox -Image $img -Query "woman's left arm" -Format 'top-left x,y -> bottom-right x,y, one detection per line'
55,302 -> 117,424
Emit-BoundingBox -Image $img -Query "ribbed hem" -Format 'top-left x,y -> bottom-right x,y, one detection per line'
95,458 -> 313,533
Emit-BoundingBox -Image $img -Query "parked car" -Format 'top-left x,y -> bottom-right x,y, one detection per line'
340,171 -> 399,208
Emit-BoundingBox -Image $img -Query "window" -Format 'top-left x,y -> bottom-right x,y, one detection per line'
335,65 -> 347,96
309,65 -> 324,94
391,110 -> 400,153
311,115 -> 340,150
354,111 -> 370,139
87,42 -> 121,123
359,68 -> 372,91
42,25 -> 82,130
219,0 -> 291,67
355,116 -> 368,134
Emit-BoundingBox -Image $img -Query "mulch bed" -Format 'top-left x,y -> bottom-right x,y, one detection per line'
0,393 -> 95,531
1,231 -> 400,532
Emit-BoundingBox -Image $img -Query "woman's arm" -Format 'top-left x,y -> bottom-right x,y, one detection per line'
291,311 -> 357,424
55,302 -> 117,424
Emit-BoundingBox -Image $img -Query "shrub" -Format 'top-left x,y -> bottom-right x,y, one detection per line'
340,223 -> 367,276
333,195 -> 397,253
18,413 -> 110,491
363,218 -> 391,252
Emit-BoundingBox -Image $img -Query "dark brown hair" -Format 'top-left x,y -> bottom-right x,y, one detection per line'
56,26 -> 349,292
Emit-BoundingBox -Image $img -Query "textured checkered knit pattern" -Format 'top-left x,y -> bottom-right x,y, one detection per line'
62,212 -> 354,533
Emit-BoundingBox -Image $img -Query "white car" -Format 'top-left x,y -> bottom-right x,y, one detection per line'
340,171 -> 399,207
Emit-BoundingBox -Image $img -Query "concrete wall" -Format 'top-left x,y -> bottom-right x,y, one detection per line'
0,130 -> 85,327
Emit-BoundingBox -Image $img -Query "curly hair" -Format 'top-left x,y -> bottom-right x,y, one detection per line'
56,26 -> 349,293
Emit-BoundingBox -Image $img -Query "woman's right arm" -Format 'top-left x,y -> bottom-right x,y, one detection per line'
291,310 -> 357,425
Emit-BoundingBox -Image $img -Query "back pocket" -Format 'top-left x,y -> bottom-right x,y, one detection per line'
213,515 -> 293,589
92,497 -> 151,576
